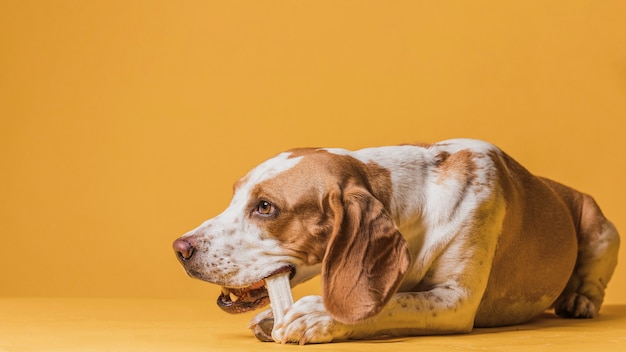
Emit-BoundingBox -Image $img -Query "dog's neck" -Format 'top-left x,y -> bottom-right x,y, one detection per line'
351,145 -> 433,226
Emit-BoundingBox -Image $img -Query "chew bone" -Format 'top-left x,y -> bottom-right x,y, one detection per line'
264,271 -> 294,326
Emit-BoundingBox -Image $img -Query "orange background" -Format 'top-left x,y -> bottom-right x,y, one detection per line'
1,1 -> 624,306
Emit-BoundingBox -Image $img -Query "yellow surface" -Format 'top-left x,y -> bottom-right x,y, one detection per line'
1,0 -> 625,305
0,298 -> 624,351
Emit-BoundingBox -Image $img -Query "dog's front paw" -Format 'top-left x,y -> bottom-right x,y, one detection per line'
272,295 -> 351,344
248,309 -> 274,342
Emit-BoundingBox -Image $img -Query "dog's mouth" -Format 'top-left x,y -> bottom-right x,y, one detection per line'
217,266 -> 294,314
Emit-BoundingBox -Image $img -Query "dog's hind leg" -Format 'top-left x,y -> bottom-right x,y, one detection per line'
554,195 -> 620,318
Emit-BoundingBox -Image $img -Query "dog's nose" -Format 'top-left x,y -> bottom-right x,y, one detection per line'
173,237 -> 196,260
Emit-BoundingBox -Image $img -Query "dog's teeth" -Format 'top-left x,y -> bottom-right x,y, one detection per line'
264,272 -> 294,328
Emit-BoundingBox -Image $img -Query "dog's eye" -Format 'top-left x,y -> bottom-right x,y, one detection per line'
256,201 -> 276,216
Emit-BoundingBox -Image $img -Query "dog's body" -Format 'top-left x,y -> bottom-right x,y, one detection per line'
173,139 -> 619,344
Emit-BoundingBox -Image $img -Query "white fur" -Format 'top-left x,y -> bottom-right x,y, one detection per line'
181,153 -> 303,287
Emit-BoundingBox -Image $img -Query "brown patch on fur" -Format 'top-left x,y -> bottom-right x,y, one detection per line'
435,149 -> 477,186
434,151 -> 450,166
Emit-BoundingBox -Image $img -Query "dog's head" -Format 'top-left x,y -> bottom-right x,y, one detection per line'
173,148 -> 411,323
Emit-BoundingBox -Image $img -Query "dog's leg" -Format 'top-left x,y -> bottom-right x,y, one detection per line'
554,195 -> 620,318
271,286 -> 482,344
272,221 -> 501,343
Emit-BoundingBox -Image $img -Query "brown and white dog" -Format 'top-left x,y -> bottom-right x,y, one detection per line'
173,139 -> 620,344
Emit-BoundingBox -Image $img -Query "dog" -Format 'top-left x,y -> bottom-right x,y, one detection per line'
173,138 -> 619,344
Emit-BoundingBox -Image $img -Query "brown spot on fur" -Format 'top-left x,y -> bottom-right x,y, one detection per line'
435,149 -> 477,185
435,151 -> 450,167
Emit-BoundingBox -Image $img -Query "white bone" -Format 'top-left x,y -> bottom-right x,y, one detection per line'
264,272 -> 294,327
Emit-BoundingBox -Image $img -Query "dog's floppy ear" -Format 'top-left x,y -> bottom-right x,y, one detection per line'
322,183 -> 411,324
